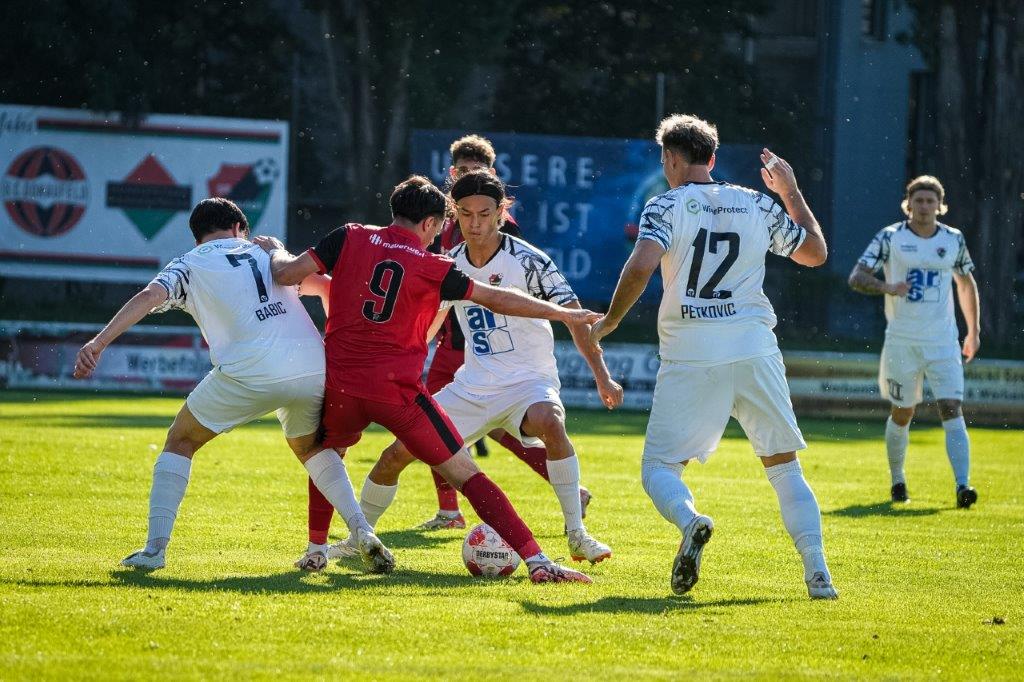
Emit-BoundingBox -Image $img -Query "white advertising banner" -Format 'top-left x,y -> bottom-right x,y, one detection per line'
2,322 -> 1021,425
0,104 -> 288,283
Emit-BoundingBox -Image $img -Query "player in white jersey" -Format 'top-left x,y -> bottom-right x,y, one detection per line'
73,198 -> 388,572
848,175 -> 980,508
590,114 -> 837,599
335,171 -> 622,565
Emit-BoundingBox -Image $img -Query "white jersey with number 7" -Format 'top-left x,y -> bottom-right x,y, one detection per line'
149,237 -> 325,384
637,181 -> 807,366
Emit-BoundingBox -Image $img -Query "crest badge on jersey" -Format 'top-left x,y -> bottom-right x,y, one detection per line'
489,273 -> 503,286
937,247 -> 947,258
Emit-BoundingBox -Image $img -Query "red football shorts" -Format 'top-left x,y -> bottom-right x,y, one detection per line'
426,345 -> 465,394
321,386 -> 463,466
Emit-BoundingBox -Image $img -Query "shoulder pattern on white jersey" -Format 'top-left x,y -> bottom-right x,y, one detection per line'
506,235 -> 577,304
150,256 -> 191,313
637,191 -> 676,251
858,222 -> 901,273
754,192 -> 805,257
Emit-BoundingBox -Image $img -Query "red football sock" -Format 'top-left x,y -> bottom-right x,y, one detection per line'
307,476 -> 334,545
498,432 -> 549,481
432,469 -> 460,513
460,472 -> 541,559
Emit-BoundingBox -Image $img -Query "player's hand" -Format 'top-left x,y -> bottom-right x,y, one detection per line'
596,376 -> 624,410
887,281 -> 911,297
589,317 -> 618,347
73,339 -> 105,379
962,333 -> 980,363
563,308 -> 602,326
253,235 -> 285,252
760,148 -> 798,197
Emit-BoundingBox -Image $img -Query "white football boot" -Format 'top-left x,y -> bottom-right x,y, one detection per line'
121,548 -> 166,570
528,559 -> 592,584
327,536 -> 360,560
355,528 -> 395,574
567,529 -> 612,564
416,512 -> 466,530
294,544 -> 329,572
806,571 -> 839,600
671,514 -> 714,595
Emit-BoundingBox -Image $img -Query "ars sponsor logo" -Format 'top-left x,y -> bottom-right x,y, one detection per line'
106,154 -> 192,240
207,158 -> 279,229
1,146 -> 88,237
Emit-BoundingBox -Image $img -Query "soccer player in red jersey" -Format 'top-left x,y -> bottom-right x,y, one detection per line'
261,175 -> 596,583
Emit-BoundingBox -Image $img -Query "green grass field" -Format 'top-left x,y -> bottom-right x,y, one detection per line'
1,391 -> 1021,680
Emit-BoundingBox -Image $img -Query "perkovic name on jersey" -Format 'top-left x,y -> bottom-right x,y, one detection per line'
255,302 -> 287,321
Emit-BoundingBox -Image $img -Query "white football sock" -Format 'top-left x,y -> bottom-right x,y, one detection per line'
942,416 -> 971,487
885,417 -> 910,486
360,477 -> 398,530
641,459 -> 698,534
546,455 -> 584,533
765,460 -> 829,582
145,452 -> 192,553
303,450 -> 371,537
307,541 -> 328,554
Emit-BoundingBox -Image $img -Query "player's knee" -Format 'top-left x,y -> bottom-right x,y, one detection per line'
162,434 -> 201,458
530,406 -> 566,438
891,406 -> 915,426
936,400 -> 962,421
373,441 -> 413,479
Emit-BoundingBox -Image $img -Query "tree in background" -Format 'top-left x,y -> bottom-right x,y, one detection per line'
909,0 -> 1024,345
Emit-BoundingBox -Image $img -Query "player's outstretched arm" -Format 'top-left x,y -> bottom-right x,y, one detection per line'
73,284 -> 169,379
299,273 -> 332,316
848,263 -> 909,297
468,282 -> 600,327
562,300 -> 624,409
253,235 -> 319,286
760,148 -> 827,267
954,271 -> 981,362
589,239 -> 663,348
425,307 -> 448,342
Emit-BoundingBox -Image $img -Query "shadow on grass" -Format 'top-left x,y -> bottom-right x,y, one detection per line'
375,529 -> 461,551
520,594 -> 776,616
824,500 -> 942,518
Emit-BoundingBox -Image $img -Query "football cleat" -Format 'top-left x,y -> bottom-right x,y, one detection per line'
327,537 -> 360,560
580,486 -> 592,519
567,529 -> 612,564
417,512 -> 466,530
528,560 -> 592,584
356,528 -> 395,574
294,548 -> 328,572
806,571 -> 839,600
120,548 -> 165,570
956,485 -> 978,509
671,514 -> 714,595
891,482 -> 910,503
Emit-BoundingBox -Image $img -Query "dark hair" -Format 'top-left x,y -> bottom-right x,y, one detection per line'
656,114 -> 719,164
450,169 -> 507,204
189,197 -> 249,241
449,134 -> 496,167
390,175 -> 450,222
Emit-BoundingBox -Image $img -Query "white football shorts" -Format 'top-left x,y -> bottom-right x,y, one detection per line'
878,341 -> 964,407
434,379 -> 562,449
642,352 -> 806,464
186,368 -> 325,438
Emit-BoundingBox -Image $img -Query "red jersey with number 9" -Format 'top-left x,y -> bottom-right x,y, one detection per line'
308,223 -> 474,405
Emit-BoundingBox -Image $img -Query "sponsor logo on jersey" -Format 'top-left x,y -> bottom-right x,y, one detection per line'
370,233 -> 382,246
689,201 -> 749,216
899,244 -> 918,252
1,145 -> 88,237
106,154 -> 191,240
906,268 -> 941,302
466,305 -> 514,356
207,157 -> 279,229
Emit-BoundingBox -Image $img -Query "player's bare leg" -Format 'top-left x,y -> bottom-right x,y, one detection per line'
121,405 -> 216,570
936,399 -> 976,508
432,450 -> 590,584
761,451 -> 837,599
290,438 -> 392,574
887,405 -> 915,502
521,402 -> 611,564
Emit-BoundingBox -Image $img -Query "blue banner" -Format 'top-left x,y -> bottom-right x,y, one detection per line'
410,129 -> 762,302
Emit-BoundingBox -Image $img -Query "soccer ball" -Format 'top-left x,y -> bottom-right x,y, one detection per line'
462,523 -> 520,577
252,157 -> 280,185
